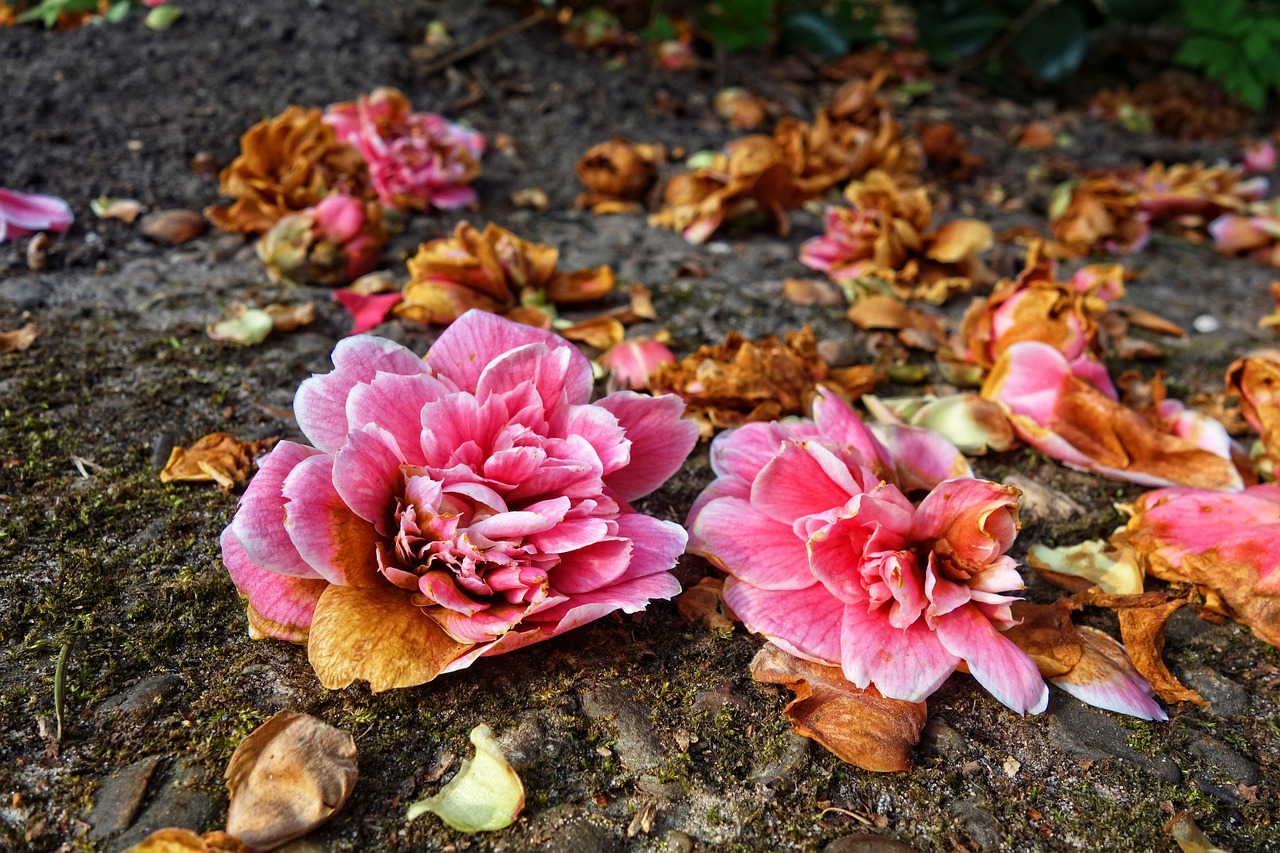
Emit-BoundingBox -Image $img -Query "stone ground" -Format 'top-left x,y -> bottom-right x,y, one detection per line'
0,1 -> 1278,851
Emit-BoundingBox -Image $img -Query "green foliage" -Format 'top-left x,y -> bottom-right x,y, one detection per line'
698,0 -> 780,53
15,0 -> 141,27
1175,0 -> 1280,109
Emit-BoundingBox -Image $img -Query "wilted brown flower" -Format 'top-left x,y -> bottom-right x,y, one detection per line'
575,138 -> 663,213
1089,73 -> 1249,140
1048,173 -> 1148,256
397,221 -> 614,326
714,87 -> 769,130
919,122 -> 981,181
799,170 -> 993,304
822,47 -> 930,84
649,325 -> 877,437
206,106 -> 370,235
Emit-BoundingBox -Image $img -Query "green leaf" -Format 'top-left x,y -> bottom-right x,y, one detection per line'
144,4 -> 183,30
780,12 -> 849,59
1013,2 -> 1088,82
1106,0 -> 1168,22
638,12 -> 677,43
1246,30 -> 1271,63
917,3 -> 1007,61
104,1 -> 132,23
1174,35 -> 1232,69
699,0 -> 777,53
1232,74 -> 1267,110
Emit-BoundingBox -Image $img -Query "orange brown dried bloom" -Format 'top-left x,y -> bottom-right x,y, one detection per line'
800,170 -> 993,304
206,106 -> 370,235
398,221 -> 614,326
919,122 -> 981,181
649,325 -> 876,437
575,138 -> 663,213
1089,73 -> 1249,141
1049,172 -> 1148,256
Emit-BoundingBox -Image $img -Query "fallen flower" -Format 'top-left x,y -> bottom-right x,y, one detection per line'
397,221 -> 614,326
800,170 -> 992,304
862,393 -> 1016,455
408,724 -> 524,832
649,326 -> 877,438
220,310 -> 697,689
0,322 -> 38,355
1048,173 -> 1148,256
161,433 -> 277,491
1209,205 -> 1280,266
258,193 -> 385,286
1244,139 -> 1277,174
982,341 -> 1245,490
575,138 -> 663,213
1226,350 -> 1280,471
750,642 -> 927,772
918,122 -> 980,181
224,711 -> 358,851
0,187 -> 73,242
687,386 -> 1051,713
714,87 -> 769,130
599,337 -> 675,391
325,87 -> 484,211
1117,485 -> 1280,648
207,106 -> 370,235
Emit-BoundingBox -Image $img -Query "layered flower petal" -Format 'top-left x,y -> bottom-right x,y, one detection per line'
222,527 -> 327,643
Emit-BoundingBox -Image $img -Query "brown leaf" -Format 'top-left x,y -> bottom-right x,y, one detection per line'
750,643 -> 926,772
1116,600 -> 1206,706
0,322 -> 38,354
124,829 -> 248,853
559,316 -> 625,350
140,210 -> 208,244
675,576 -> 734,631
307,584 -> 470,692
224,711 -> 358,851
159,433 -> 277,490
1165,812 -> 1230,853
782,278 -> 844,308
1002,601 -> 1082,678
263,302 -> 316,332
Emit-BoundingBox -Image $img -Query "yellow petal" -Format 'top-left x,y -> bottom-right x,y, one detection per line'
307,585 -> 470,692
407,724 -> 525,832
925,219 -> 993,263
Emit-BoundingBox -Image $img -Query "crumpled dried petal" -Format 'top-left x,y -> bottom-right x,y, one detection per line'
919,122 -> 981,181
1226,350 -> 1280,469
982,341 -> 1245,490
1026,539 -> 1145,595
575,138 -> 663,213
1049,173 -> 1149,256
124,829 -> 247,853
863,392 -> 1016,455
407,724 -> 524,832
207,106 -> 370,235
398,221 -> 614,325
1090,75 -> 1248,141
224,711 -> 358,851
0,322 -> 38,354
800,171 -> 992,304
750,643 -> 927,772
675,576 -> 735,631
207,304 -> 275,345
1165,812 -> 1231,853
1118,485 -> 1280,648
160,433 -> 277,490
649,326 -> 876,437
714,87 -> 769,130
1114,598 -> 1205,706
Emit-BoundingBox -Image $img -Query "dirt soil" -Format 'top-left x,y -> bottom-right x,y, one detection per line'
2,1 -> 1279,851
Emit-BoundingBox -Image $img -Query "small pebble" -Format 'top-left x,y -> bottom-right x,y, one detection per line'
1192,314 -> 1220,333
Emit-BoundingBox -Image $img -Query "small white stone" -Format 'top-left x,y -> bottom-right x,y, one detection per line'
706,241 -> 733,255
1193,314 -> 1220,333
1003,757 -> 1021,778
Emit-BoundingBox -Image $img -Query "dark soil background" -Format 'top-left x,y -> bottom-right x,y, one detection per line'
1,2 -> 1278,851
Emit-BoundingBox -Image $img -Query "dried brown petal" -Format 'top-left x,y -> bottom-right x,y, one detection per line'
159,434 -> 277,490
140,209 -> 208,244
0,322 -> 38,355
124,829 -> 247,853
224,711 -> 358,851
750,643 -> 926,772
675,576 -> 734,631
1002,601 -> 1083,678
1116,599 -> 1205,706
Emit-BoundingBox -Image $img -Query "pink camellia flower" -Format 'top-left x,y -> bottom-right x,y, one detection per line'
325,88 -> 485,212
221,310 -> 699,691
258,194 -> 387,286
0,187 -> 73,242
1244,140 -> 1278,174
687,386 -> 1051,714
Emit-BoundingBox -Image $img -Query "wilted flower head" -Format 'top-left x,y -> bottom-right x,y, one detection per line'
714,88 -> 769,130
325,88 -> 484,212
207,106 -> 371,235
800,170 -> 992,304
0,187 -> 73,242
397,221 -> 615,326
687,387 -> 1050,713
575,138 -> 663,213
221,310 -> 699,691
258,194 -> 387,286
1049,173 -> 1149,256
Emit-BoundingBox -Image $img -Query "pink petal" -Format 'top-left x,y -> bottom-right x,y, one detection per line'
331,424 -> 406,534
723,577 -> 845,664
334,290 -> 403,336
911,478 -> 1021,568
230,440 -> 325,579
470,502 -> 567,542
708,420 -> 787,482
595,391 -> 699,502
281,454 -> 381,587
426,309 -> 593,402
935,603 -> 1048,714
526,517 -> 612,553
0,188 -> 74,242
295,335 -> 429,453
685,475 -> 749,552
313,193 -> 367,243
1049,626 -> 1167,721
344,371 -> 449,467
807,499 -> 914,604
221,527 -> 327,643
551,538 -> 633,594
554,403 -> 631,477
692,497 -> 813,590
870,422 -> 973,492
476,343 -> 579,411
811,386 -> 891,472
839,606 -> 958,703
613,512 -> 688,581
531,569 -> 683,635
750,441 -> 868,524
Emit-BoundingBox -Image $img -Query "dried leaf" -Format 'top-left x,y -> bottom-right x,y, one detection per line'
263,302 -> 316,332
159,434 -> 276,490
750,643 -> 926,772
124,829 -> 247,853
225,711 -> 358,851
1116,600 -> 1205,706
0,322 -> 38,354
559,316 -> 624,350
1226,351 -> 1280,469
675,576 -> 734,631
407,724 -> 525,832
1002,601 -> 1082,678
